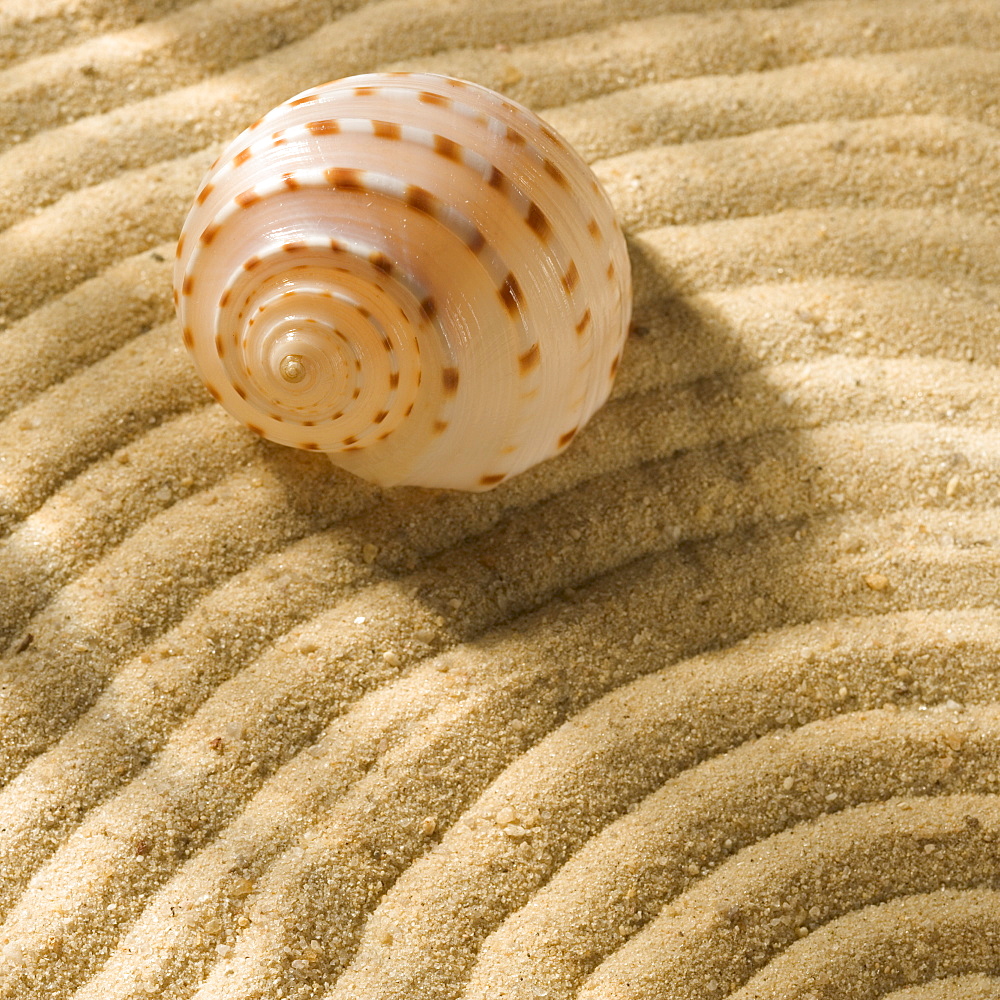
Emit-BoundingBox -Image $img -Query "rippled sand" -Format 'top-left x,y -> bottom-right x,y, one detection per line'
2,1 -> 1000,998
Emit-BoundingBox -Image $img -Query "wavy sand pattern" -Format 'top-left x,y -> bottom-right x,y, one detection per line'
1,1 -> 999,997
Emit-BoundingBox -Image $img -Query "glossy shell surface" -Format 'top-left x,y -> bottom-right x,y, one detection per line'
174,72 -> 631,490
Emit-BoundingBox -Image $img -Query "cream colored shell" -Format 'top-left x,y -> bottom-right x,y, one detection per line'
174,72 -> 631,490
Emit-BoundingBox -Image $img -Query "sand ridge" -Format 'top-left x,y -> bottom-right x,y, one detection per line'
1,0 -> 1000,998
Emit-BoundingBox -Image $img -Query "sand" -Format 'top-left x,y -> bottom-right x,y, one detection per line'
1,0 -> 1000,997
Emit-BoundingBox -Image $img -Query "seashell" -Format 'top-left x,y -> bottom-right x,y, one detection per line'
174,72 -> 631,491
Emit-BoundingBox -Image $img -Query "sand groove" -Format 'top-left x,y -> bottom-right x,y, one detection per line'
1,1 -> 999,998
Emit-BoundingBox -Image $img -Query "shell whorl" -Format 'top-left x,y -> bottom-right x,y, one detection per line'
174,72 -> 631,490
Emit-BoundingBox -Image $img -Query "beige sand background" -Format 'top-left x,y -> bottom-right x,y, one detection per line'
2,0 -> 1000,997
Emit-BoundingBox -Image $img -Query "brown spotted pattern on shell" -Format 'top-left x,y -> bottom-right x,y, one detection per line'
174,72 -> 631,490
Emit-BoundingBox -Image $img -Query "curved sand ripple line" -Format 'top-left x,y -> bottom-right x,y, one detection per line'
44,610 -> 1000,1000
467,710 -> 1000,998
885,974 -> 1000,1000
0,0 -> 201,70
576,792 -> 1000,999
0,0 -> 373,150
1,1 -> 999,999
5,410 -> 1000,785
0,0 -> 694,234
725,889 -> 1000,1000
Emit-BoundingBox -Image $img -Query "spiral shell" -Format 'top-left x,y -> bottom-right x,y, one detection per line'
174,72 -> 631,490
